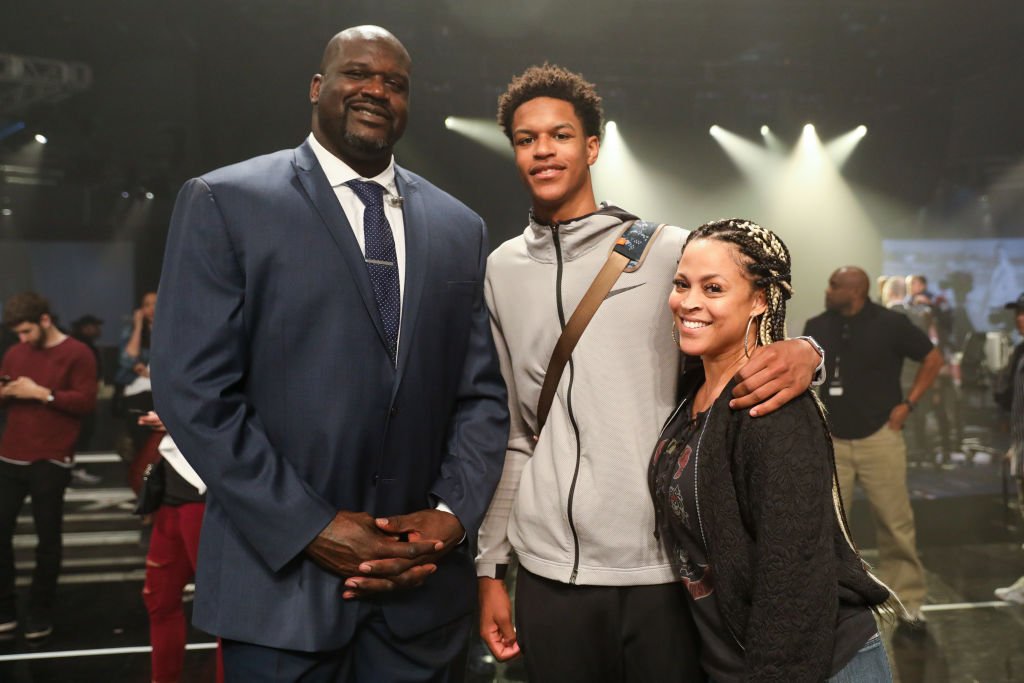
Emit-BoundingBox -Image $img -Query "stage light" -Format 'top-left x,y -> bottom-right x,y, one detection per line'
1,208 -> 12,216
121,191 -> 130,199
34,134 -> 47,144
144,191 -> 155,200
803,124 -> 815,135
444,117 -> 454,129
760,125 -> 770,137
709,125 -> 722,137
855,125 -> 868,137
605,120 -> 617,133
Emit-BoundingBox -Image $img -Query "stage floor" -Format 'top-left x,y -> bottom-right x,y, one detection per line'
2,453 -> 1022,683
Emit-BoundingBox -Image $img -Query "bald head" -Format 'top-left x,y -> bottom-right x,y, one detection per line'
320,26 -> 411,73
835,267 -> 869,296
825,266 -> 870,316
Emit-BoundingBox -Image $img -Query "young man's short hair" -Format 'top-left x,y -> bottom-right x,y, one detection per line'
497,64 -> 604,142
3,291 -> 50,328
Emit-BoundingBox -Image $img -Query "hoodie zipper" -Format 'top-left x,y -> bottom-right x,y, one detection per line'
551,224 -> 584,584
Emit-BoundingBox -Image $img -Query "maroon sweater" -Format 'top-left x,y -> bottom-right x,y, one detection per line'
0,337 -> 97,465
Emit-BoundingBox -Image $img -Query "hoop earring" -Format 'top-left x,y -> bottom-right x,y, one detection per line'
743,315 -> 759,358
671,322 -> 680,347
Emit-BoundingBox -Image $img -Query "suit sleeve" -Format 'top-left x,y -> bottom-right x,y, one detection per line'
428,216 -> 510,541
151,178 -> 336,573
739,397 -> 838,682
476,266 -> 534,577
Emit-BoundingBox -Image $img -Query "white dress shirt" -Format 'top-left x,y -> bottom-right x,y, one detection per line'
308,133 -> 406,345
306,134 -> 460,528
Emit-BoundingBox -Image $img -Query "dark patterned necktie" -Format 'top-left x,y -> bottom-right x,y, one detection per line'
346,179 -> 401,363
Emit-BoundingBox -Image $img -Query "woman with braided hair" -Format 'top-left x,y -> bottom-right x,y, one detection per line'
648,218 -> 897,682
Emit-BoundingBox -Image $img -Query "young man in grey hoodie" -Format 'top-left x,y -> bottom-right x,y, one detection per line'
475,65 -> 825,682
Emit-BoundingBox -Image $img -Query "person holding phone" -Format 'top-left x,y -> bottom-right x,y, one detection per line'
116,292 -> 157,459
0,292 -> 97,642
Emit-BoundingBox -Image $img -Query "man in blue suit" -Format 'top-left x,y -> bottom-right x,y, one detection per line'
152,25 -> 509,682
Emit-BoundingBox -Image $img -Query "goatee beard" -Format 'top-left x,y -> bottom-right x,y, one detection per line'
343,129 -> 390,155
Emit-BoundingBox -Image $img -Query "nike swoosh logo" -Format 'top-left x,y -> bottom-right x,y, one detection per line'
604,283 -> 646,300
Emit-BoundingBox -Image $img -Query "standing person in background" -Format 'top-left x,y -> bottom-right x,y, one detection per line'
904,276 -> 961,466
883,277 -> 935,465
804,267 -> 943,630
118,292 -> 156,419
70,314 -> 103,379
906,274 -> 934,308
152,25 -> 508,681
117,292 -> 160,495
137,410 -> 223,683
994,293 -> 1024,604
0,292 -> 97,643
881,277 -> 908,314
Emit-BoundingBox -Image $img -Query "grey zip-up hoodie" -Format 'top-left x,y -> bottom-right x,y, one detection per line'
476,206 -> 688,586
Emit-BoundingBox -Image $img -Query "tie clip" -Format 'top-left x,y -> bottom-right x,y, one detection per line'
366,258 -> 396,267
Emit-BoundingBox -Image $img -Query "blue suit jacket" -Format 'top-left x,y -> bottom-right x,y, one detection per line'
151,140 -> 509,651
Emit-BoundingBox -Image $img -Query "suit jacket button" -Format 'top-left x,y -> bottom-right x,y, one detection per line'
389,406 -> 398,417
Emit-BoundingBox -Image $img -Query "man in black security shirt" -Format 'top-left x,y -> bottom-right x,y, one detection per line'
804,266 -> 943,629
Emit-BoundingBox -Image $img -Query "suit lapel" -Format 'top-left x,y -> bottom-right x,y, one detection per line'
393,166 -> 428,393
291,142 -> 390,352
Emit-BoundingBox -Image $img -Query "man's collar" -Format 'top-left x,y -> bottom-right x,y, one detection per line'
306,133 -> 398,195
528,202 -> 635,228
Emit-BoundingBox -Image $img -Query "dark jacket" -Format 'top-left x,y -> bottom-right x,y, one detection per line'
995,341 -> 1024,411
660,372 -> 891,682
152,140 -> 509,651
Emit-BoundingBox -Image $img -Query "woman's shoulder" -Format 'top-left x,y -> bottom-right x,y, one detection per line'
727,389 -> 830,453
722,382 -> 822,427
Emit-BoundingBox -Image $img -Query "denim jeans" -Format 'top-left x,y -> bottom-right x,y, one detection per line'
707,632 -> 892,683
828,633 -> 893,683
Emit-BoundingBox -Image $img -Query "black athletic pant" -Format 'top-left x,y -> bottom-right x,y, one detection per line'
515,567 -> 705,683
0,460 -> 71,620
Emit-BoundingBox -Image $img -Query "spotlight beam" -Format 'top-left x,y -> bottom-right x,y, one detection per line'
443,116 -> 512,159
708,125 -> 780,184
824,126 -> 868,169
